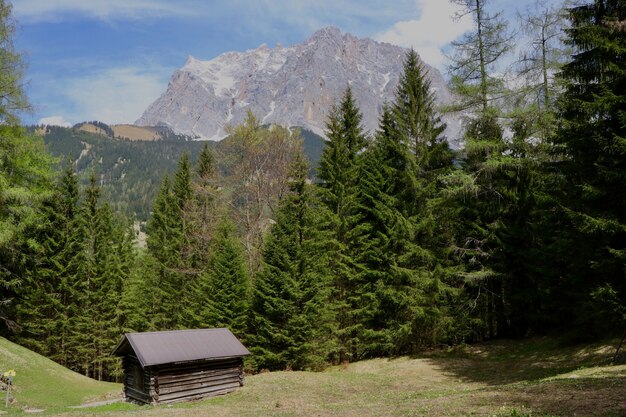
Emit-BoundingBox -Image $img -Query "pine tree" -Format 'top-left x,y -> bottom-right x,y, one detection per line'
449,0 -> 513,112
0,0 -> 29,125
354,102 -> 450,354
551,0 -> 626,336
16,162 -> 84,366
199,218 -> 249,339
350,51 -> 457,354
355,107 -> 419,355
191,143 -> 220,265
392,49 -> 455,267
143,153 -> 197,330
249,153 -> 334,370
317,86 -> 366,362
393,49 -> 451,178
145,174 -> 183,329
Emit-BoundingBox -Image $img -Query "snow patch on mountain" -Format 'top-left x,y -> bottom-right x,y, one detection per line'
137,27 -> 461,148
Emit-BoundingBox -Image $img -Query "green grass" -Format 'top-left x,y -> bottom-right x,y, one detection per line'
0,337 -> 121,412
2,337 -> 625,416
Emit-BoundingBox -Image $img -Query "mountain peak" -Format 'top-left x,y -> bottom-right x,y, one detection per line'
137,28 -> 460,147
308,26 -> 343,41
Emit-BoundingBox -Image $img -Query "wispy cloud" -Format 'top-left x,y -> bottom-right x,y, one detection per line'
60,66 -> 167,124
12,0 -> 198,23
37,115 -> 72,127
376,0 -> 473,70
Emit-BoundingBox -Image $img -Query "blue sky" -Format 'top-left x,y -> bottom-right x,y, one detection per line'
11,0 -> 562,127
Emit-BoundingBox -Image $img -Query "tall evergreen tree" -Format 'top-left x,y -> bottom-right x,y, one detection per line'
392,49 -> 455,264
393,49 -> 452,178
317,86 -> 366,362
191,143 -> 220,265
352,50 -> 457,354
551,0 -> 626,336
15,162 -> 77,357
249,153 -> 334,370
0,1 -> 53,329
449,0 -> 513,112
72,175 -> 132,379
355,107 -> 423,355
199,218 -> 249,339
144,156 -> 193,330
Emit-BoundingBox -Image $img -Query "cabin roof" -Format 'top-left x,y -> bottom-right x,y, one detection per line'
112,328 -> 250,367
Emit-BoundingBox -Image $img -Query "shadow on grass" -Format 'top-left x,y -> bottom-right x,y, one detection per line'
419,338 -> 626,416
468,375 -> 626,417
420,338 -> 616,385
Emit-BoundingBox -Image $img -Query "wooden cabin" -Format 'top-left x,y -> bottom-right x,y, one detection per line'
112,328 -> 250,405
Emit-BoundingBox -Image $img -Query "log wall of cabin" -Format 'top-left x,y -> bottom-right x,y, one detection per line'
122,355 -> 153,404
150,358 -> 244,404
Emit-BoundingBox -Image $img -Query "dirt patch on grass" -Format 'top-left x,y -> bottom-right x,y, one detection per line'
111,125 -> 161,141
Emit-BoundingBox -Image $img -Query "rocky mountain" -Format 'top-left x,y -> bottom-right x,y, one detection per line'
137,26 -> 462,148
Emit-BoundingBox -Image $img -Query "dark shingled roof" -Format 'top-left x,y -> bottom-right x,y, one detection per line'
112,328 -> 250,367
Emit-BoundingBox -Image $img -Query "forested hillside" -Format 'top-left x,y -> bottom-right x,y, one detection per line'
37,124 -> 325,221
1,0 -> 624,386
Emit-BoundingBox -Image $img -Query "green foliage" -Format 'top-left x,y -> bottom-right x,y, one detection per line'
449,0 -> 513,112
249,153 -> 334,371
4,0 -> 626,383
15,165 -> 134,380
0,0 -> 28,125
0,126 -> 55,335
197,218 -> 250,339
40,125 -> 208,222
142,154 -> 196,330
550,0 -> 626,336
317,86 -> 367,362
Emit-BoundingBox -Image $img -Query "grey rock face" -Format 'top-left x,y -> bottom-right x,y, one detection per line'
137,26 -> 461,148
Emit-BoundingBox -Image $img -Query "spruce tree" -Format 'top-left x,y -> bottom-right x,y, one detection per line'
393,49 -> 451,178
355,107 -> 419,355
249,153 -> 334,370
143,153 -> 197,330
316,86 -> 366,362
15,165 -> 73,357
552,0 -> 626,336
352,51 -> 456,353
199,218 -> 249,339
191,143 -> 220,265
145,174 -> 183,329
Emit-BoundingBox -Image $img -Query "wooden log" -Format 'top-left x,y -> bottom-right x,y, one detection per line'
125,386 -> 151,404
161,387 -> 238,404
157,376 -> 242,395
155,359 -> 241,373
158,374 -> 241,392
156,381 -> 241,403
157,367 -> 240,384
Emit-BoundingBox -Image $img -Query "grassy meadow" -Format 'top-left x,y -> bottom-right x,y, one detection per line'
1,337 -> 624,416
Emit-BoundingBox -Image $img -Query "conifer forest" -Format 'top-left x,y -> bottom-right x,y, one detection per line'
1,0 -> 625,382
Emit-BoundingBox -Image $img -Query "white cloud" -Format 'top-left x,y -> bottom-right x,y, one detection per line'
12,0 -> 197,22
376,0 -> 473,69
38,115 -> 72,127
62,67 -> 166,124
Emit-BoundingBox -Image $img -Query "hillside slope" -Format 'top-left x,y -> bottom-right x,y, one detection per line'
52,338 -> 625,417
40,124 -> 325,222
0,337 -> 120,410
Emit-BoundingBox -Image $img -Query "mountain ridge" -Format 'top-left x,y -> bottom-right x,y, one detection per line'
137,26 -> 462,148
